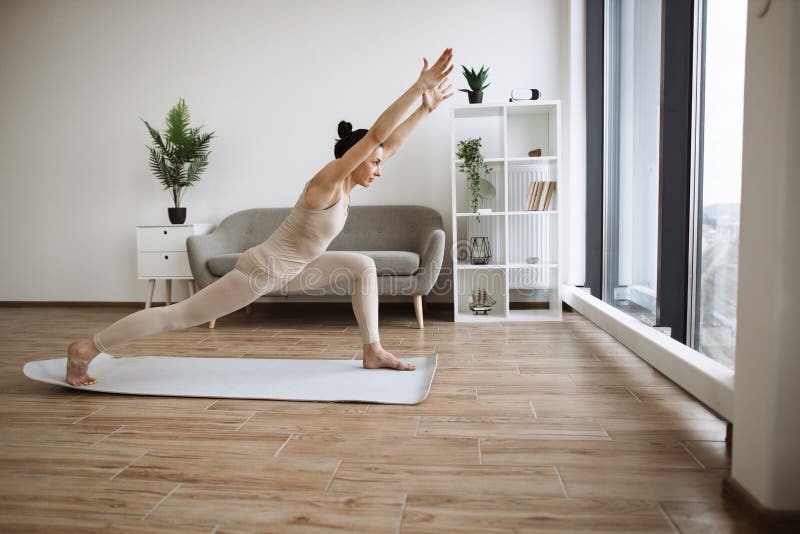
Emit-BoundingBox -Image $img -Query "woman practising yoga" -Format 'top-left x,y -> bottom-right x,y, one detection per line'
65,48 -> 454,386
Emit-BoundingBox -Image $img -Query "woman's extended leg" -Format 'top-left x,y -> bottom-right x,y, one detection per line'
66,268 -> 266,386
282,251 -> 415,371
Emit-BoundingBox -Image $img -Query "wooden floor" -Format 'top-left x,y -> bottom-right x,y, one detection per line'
0,303 -> 759,532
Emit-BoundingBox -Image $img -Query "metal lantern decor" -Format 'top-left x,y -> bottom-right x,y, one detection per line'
469,237 -> 492,265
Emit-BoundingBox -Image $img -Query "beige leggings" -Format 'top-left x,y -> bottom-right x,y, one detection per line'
93,251 -> 380,352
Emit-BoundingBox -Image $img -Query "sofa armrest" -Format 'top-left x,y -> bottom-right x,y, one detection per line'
187,231 -> 235,290
414,228 -> 445,295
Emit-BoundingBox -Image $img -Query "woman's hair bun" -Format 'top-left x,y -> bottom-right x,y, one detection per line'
337,120 -> 353,139
333,122 -> 370,159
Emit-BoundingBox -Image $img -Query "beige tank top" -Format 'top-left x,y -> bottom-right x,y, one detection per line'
235,179 -> 349,279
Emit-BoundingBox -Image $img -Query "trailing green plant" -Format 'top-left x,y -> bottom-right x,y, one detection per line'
141,98 -> 215,208
456,137 -> 493,221
459,65 -> 490,93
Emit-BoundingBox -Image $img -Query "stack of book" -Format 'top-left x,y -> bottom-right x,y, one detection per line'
524,181 -> 556,211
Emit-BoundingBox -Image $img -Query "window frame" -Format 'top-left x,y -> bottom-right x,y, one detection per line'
586,0 -> 696,343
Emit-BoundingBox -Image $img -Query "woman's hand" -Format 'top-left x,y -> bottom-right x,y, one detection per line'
417,48 -> 454,92
422,79 -> 454,112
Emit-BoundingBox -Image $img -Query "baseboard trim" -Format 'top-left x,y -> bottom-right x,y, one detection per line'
722,476 -> 800,532
0,301 -> 152,307
561,284 -> 734,421
0,300 -> 453,310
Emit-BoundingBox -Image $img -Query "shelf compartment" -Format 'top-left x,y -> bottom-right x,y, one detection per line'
508,265 -> 560,319
508,265 -> 557,291
508,213 -> 557,266
455,214 -> 506,266
507,104 -> 557,158
453,108 -> 504,160
454,161 -> 505,214
456,267 -> 507,318
507,161 -> 557,212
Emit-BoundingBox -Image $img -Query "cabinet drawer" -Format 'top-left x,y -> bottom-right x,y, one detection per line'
138,252 -> 192,278
138,226 -> 193,252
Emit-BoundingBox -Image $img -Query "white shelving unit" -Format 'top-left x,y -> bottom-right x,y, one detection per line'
451,100 -> 562,322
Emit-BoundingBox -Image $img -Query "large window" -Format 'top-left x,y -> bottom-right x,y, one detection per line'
690,0 -> 747,369
603,0 -> 662,324
585,0 -> 741,415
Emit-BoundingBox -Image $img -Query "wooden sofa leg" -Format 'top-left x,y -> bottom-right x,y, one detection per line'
208,319 -> 216,329
413,295 -> 424,329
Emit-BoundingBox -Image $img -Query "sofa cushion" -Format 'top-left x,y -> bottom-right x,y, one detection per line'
353,251 -> 420,276
206,251 -> 420,277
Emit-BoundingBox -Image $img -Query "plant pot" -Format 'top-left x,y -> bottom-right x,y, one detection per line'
467,90 -> 483,104
168,207 -> 186,224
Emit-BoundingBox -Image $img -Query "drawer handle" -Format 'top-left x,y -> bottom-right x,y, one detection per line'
164,255 -> 169,260
163,230 -> 168,235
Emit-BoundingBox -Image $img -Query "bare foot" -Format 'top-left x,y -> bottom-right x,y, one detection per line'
362,342 -> 416,371
66,338 -> 101,386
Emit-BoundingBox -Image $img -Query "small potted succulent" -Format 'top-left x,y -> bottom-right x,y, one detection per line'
141,98 -> 214,224
459,65 -> 490,104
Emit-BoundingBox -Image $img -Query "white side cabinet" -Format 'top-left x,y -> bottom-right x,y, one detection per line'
136,224 -> 214,308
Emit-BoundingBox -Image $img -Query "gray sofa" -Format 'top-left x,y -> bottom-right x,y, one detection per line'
186,205 -> 445,329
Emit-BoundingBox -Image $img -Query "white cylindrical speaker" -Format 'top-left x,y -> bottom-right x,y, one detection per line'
510,88 -> 541,101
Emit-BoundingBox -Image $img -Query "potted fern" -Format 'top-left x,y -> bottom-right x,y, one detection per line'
141,99 -> 214,224
456,137 -> 496,222
459,65 -> 490,104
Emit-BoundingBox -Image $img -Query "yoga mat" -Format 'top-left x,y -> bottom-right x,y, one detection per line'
23,353 -> 437,404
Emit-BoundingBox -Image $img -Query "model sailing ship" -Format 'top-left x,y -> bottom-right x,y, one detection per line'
469,288 -> 496,315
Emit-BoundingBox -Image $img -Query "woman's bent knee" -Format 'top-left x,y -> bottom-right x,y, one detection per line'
353,255 -> 377,280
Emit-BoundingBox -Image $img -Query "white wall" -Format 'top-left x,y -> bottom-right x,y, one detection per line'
732,0 -> 800,511
0,0 -> 568,303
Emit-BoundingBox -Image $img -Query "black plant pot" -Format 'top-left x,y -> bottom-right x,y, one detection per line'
467,90 -> 484,104
168,207 -> 187,224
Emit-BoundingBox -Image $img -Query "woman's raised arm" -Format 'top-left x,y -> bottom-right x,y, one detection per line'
383,79 -> 454,159
316,48 -> 453,186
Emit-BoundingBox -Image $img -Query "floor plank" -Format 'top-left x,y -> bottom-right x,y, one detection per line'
329,462 -> 564,497
149,485 -> 404,533
0,514 -> 212,533
416,416 -> 610,440
239,412 -> 419,436
400,495 -> 675,533
557,464 -> 725,501
480,438 -> 702,468
276,434 -> 479,464
0,474 -> 177,521
0,444 -> 148,479
117,451 -> 338,490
